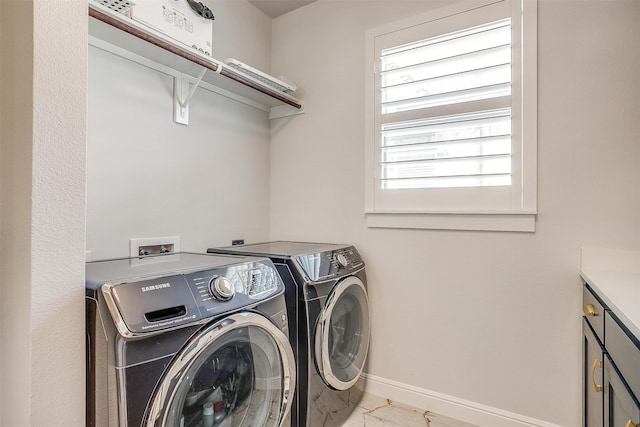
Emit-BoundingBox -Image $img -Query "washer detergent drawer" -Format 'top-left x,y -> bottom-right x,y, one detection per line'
106,275 -> 200,336
605,312 -> 640,402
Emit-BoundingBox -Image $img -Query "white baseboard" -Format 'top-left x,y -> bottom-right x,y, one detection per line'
362,373 -> 566,427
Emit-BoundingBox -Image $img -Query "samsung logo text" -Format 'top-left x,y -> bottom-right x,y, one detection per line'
141,283 -> 171,292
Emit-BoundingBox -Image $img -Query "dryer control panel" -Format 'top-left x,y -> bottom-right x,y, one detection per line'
102,259 -> 283,337
294,246 -> 364,281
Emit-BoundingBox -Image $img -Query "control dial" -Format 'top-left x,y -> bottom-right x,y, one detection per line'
209,276 -> 235,301
335,253 -> 349,268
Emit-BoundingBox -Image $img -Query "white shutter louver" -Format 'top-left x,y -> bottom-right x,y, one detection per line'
379,19 -> 512,190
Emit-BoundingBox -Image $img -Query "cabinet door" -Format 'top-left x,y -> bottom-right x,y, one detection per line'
604,354 -> 640,427
584,318 -> 605,427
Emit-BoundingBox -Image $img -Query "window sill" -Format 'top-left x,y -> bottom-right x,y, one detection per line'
365,210 -> 536,232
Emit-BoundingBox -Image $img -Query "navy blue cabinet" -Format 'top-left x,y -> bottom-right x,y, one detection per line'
583,284 -> 640,427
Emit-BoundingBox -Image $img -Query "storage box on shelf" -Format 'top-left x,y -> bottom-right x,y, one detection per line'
131,0 -> 214,57
88,0 -> 303,121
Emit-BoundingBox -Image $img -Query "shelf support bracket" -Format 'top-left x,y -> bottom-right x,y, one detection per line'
269,104 -> 306,120
173,67 -> 207,125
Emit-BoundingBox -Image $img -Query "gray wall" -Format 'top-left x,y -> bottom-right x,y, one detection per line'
269,0 -> 640,425
86,0 -> 273,259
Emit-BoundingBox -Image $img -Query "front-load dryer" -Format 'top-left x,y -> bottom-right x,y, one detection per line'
86,252 -> 296,427
207,242 -> 370,427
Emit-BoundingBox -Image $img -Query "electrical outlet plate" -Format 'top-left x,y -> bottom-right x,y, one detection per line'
130,236 -> 181,258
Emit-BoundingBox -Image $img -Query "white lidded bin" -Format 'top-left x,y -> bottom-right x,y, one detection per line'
131,0 -> 214,57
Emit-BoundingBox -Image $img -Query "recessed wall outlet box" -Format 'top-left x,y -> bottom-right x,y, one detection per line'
131,0 -> 214,57
130,236 -> 181,259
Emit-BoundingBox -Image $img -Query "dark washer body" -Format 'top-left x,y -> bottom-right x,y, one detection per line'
86,252 -> 296,427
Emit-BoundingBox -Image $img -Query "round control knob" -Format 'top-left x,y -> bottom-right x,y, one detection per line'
209,276 -> 235,301
335,253 -> 349,268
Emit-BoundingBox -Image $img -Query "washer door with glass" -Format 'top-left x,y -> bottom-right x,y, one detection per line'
315,276 -> 370,390
145,311 -> 295,427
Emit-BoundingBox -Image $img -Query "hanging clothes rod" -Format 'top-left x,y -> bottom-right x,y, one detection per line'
88,6 -> 303,110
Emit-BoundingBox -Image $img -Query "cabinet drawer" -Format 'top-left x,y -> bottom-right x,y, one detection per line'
584,284 -> 606,341
606,311 -> 640,402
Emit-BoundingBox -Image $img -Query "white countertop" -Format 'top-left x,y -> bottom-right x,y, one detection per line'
580,247 -> 640,340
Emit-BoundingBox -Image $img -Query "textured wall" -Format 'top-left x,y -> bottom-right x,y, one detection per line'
0,0 -> 87,425
0,1 -> 34,424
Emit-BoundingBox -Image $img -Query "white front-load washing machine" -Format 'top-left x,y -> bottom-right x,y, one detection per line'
86,252 -> 296,427
207,242 -> 370,427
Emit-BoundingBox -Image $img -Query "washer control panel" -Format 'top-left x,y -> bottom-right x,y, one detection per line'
209,276 -> 235,301
186,260 -> 281,316
104,259 -> 282,335
295,246 -> 364,281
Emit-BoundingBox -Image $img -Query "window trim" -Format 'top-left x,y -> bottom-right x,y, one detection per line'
364,0 -> 537,232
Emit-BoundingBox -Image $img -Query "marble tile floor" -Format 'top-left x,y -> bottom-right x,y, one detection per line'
341,393 -> 479,427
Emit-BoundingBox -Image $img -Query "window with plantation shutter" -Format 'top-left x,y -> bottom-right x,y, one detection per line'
381,109 -> 512,190
380,19 -> 511,115
365,0 -> 537,232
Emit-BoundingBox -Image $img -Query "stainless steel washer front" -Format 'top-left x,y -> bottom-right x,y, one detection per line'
146,312 -> 295,427
85,252 -> 296,427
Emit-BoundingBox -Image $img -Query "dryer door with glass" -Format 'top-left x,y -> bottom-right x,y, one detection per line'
145,311 -> 295,427
315,275 -> 370,390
